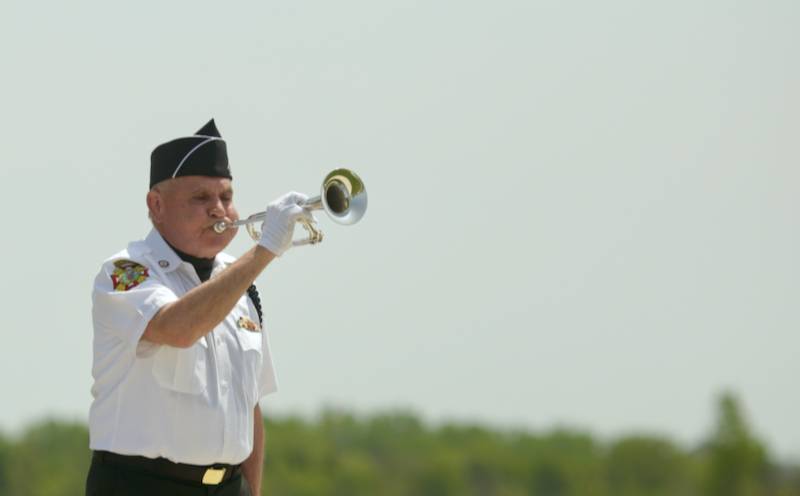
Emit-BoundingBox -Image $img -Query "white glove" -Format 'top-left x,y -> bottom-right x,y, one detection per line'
259,192 -> 313,256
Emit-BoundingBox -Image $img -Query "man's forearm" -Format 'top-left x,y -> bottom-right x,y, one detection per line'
142,245 -> 275,347
242,405 -> 264,494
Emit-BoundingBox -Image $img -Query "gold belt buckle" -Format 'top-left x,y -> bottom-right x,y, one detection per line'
202,467 -> 226,485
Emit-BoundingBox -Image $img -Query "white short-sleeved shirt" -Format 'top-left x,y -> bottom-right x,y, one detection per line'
89,229 -> 278,465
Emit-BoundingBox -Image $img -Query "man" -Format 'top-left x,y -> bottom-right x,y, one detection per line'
86,119 -> 312,495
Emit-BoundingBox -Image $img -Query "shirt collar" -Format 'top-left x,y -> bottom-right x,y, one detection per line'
144,229 -> 183,273
144,229 -> 234,276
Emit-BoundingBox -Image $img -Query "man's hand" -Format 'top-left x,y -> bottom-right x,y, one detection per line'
258,192 -> 314,257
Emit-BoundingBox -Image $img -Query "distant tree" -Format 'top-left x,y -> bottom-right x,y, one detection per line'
1,401 -> 799,496
5,420 -> 90,496
412,452 -> 467,496
768,464 -> 800,496
0,432 -> 10,495
606,435 -> 690,496
704,391 -> 769,496
531,430 -> 605,496
529,461 -> 569,496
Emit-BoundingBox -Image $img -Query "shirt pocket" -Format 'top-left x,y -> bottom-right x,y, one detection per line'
235,326 -> 262,405
237,328 -> 262,353
151,336 -> 209,395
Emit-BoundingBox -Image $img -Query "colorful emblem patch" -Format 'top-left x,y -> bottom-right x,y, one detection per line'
110,260 -> 149,291
237,316 -> 260,332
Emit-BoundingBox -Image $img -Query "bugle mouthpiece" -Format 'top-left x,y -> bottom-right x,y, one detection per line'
213,221 -> 228,234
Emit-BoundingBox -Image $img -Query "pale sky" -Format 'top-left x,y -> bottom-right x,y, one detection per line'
1,1 -> 798,460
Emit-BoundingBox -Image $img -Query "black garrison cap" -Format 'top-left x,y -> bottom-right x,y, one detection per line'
149,119 -> 232,188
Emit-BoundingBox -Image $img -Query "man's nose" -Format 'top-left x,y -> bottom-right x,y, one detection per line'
209,199 -> 225,218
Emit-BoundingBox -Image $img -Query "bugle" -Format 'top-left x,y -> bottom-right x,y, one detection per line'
212,168 -> 367,246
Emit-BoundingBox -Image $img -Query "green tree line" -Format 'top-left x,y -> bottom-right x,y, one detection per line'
1,392 -> 798,495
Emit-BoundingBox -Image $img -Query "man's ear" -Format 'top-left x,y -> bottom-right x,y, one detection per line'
146,188 -> 164,223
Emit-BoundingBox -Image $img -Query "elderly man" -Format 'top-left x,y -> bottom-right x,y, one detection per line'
86,119 -> 310,495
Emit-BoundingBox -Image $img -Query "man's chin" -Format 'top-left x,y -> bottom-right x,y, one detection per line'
197,230 -> 235,257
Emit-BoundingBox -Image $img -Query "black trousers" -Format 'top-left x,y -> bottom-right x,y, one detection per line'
85,456 -> 252,496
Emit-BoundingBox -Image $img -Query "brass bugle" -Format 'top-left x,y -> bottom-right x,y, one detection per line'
212,168 -> 367,245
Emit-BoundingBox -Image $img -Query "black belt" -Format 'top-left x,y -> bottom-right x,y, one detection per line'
92,451 -> 241,486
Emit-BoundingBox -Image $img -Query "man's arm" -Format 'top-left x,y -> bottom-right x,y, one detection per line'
242,404 -> 264,495
142,245 -> 275,348
142,191 -> 311,348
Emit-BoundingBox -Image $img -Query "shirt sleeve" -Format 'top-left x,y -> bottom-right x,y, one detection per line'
92,259 -> 179,350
